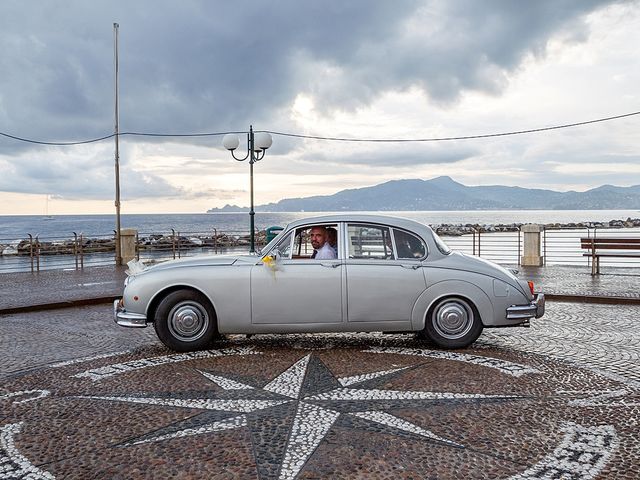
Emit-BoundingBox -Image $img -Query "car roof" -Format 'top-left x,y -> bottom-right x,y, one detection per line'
286,214 -> 433,234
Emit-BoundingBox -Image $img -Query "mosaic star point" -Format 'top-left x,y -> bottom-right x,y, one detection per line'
83,353 -> 522,480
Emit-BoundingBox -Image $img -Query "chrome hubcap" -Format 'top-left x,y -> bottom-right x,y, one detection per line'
433,300 -> 473,339
168,301 -> 209,342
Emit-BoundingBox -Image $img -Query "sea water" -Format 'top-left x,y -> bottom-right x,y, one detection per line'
1,210 -> 639,239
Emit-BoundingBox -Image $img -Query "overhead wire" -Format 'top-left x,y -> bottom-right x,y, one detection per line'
0,131 -> 116,146
0,110 -> 638,147
261,110 -> 640,143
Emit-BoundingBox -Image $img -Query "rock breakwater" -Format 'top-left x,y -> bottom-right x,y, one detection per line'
2,218 -> 639,255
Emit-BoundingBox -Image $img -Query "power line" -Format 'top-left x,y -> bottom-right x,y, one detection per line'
0,131 -> 116,146
262,110 -> 640,143
1,110 -> 638,146
0,130 -> 240,146
121,130 -> 246,138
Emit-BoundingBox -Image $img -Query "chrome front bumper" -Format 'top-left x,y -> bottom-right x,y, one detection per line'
113,299 -> 148,328
506,293 -> 545,320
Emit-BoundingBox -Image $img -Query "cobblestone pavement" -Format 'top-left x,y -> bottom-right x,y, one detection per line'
0,305 -> 158,380
1,301 -> 639,479
0,266 -> 127,310
518,265 -> 640,299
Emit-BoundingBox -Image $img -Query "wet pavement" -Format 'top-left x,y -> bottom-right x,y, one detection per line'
0,266 -> 127,312
1,264 -> 639,479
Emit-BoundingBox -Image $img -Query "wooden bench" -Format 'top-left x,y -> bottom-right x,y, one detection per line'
580,237 -> 640,275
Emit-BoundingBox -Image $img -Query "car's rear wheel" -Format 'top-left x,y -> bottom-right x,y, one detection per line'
154,289 -> 218,352
421,297 -> 482,349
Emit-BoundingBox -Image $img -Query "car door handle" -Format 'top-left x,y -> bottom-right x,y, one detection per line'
400,264 -> 420,270
320,263 -> 340,268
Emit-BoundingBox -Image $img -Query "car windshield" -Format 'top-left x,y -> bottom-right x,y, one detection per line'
432,231 -> 452,255
262,225 -> 289,254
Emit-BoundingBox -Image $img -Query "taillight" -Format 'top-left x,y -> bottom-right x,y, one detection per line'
527,281 -> 535,295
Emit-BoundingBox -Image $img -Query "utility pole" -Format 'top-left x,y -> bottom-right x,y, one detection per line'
113,22 -> 122,265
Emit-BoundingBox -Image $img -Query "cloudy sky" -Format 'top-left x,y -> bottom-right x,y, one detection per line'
0,0 -> 638,215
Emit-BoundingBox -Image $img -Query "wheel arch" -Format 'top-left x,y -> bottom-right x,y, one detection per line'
411,279 -> 493,331
147,284 -> 218,324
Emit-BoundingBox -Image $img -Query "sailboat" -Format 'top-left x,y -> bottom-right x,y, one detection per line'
43,194 -> 54,220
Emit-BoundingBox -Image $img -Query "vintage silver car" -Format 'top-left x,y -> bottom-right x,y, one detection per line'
114,215 -> 544,351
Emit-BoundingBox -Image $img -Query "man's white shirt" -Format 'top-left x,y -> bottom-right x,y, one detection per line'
314,243 -> 337,260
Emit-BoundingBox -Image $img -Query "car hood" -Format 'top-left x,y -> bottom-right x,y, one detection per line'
137,254 -> 258,274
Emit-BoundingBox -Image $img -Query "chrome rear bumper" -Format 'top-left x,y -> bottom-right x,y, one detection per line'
506,293 -> 545,320
113,299 -> 148,328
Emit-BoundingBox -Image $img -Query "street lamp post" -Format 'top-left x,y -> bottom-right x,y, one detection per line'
223,126 -> 273,253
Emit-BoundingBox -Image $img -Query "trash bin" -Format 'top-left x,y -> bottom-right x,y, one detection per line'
266,226 -> 284,243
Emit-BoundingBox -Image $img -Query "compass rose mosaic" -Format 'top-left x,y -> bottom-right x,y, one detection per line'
1,343 -> 637,479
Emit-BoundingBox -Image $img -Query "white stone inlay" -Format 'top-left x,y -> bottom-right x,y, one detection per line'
365,347 -> 539,377
510,422 -> 618,480
338,366 -> 411,386
81,355 -> 550,476
72,347 -> 259,381
279,403 -> 340,480
78,396 -> 288,413
50,350 -> 131,368
307,388 -> 518,401
0,422 -> 55,479
264,354 -> 311,399
351,411 -> 462,447
128,414 -> 248,446
199,370 -> 254,390
0,390 -> 50,405
559,389 -> 640,407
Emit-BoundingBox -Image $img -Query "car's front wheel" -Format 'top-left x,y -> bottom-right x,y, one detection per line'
421,297 -> 482,349
154,289 -> 218,352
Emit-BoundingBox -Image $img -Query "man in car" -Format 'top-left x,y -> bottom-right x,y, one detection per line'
310,226 -> 337,259
326,227 -> 338,256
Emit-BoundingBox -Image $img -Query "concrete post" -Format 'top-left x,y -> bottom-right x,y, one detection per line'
520,224 -> 543,266
119,228 -> 137,265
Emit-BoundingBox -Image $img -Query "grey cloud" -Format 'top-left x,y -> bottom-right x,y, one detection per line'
0,0 -> 620,154
0,144 -> 181,199
179,187 -> 246,200
294,143 -> 477,167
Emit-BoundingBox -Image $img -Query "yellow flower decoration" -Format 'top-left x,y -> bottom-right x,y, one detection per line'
263,255 -> 276,270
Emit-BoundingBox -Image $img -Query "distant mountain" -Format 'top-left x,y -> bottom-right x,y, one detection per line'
208,176 -> 640,212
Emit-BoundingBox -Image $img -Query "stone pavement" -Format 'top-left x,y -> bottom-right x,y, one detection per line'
0,266 -> 127,313
518,265 -> 640,301
1,301 -> 639,479
1,263 -> 639,479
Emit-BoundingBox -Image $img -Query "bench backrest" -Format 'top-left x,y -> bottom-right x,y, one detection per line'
580,237 -> 640,250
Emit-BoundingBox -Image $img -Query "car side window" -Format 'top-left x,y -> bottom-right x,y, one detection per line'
348,224 -> 394,260
393,229 -> 426,259
292,228 -> 313,258
289,225 -> 339,259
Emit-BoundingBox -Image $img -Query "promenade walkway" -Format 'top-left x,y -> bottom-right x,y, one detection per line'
0,263 -> 638,314
1,262 -> 639,479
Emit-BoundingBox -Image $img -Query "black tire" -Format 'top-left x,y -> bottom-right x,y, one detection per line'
154,289 -> 218,352
421,297 -> 483,349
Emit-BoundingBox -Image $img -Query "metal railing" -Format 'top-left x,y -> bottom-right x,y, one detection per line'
2,225 -> 640,273
542,227 -> 591,266
439,228 -> 521,266
135,229 -> 266,263
0,232 -> 119,273
546,226 -> 640,271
